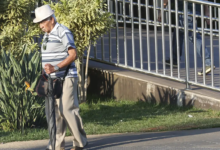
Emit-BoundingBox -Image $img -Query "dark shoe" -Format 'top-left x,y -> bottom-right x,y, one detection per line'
198,66 -> 215,76
165,59 -> 178,67
71,142 -> 88,150
71,147 -> 85,150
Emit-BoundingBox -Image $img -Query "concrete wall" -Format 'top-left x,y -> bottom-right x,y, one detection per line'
87,67 -> 220,110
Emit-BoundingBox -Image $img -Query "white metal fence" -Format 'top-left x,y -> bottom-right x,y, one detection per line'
89,0 -> 220,91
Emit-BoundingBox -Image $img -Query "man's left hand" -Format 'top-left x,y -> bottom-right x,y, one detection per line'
44,63 -> 55,74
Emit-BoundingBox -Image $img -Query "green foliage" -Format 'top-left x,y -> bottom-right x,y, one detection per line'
48,0 -> 115,58
0,0 -> 42,57
0,46 -> 45,132
0,1 -> 10,14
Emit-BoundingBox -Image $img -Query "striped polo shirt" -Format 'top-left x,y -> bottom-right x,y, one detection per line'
41,23 -> 77,79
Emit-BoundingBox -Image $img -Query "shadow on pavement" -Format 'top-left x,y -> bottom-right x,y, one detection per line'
63,128 -> 220,150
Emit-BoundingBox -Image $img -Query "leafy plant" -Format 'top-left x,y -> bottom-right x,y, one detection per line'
0,45 -> 45,132
47,0 -> 115,102
0,0 -> 42,58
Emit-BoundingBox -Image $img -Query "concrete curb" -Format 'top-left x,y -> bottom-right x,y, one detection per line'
87,60 -> 220,110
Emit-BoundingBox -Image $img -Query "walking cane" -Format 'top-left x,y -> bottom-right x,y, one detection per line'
48,74 -> 56,150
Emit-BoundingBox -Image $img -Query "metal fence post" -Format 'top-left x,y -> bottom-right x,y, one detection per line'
146,0 -> 151,71
123,0 -> 127,67
175,0 -> 180,79
115,0 -> 119,65
153,0 -> 158,73
130,0 -> 135,68
108,0 -> 112,62
184,0 -> 190,89
168,0 -> 173,77
138,0 -> 143,69
201,4 -> 206,85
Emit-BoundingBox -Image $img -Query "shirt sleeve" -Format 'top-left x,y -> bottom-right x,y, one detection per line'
60,30 -> 76,50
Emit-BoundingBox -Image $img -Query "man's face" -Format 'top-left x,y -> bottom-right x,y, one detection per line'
39,17 -> 54,33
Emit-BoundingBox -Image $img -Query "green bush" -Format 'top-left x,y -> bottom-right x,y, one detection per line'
0,0 -> 114,132
0,46 -> 45,132
0,0 -> 41,57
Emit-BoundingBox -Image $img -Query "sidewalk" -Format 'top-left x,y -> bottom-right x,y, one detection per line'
1,128 -> 220,150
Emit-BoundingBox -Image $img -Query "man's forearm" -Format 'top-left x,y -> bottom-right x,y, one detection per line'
57,56 -> 75,69
57,48 -> 77,69
43,49 -> 76,74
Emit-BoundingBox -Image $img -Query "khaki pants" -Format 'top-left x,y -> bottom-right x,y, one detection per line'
45,77 -> 87,150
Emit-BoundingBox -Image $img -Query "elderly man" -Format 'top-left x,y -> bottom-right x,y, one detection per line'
33,5 -> 87,150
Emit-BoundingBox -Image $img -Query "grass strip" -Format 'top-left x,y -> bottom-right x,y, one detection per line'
1,97 -> 220,143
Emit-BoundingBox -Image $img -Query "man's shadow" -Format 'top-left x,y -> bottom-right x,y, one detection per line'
64,128 -> 220,150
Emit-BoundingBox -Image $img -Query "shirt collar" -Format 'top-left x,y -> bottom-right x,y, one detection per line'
50,22 -> 59,34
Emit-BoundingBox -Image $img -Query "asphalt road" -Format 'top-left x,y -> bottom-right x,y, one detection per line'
1,128 -> 220,150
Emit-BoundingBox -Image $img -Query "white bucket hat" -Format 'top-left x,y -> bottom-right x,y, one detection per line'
33,5 -> 54,23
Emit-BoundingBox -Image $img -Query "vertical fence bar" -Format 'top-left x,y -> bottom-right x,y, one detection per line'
131,0 -> 135,68
119,2 -> 123,20
108,0 -> 112,62
201,4 -> 206,85
204,1 -> 207,29
193,3 -> 197,83
175,0 -> 180,78
138,0 -> 143,69
184,1 -> 190,89
168,0 -> 173,77
214,0 -> 217,30
210,6 -> 214,87
219,8 -> 220,87
153,0 -> 158,73
101,3 -> 104,61
146,0 -> 151,71
161,0 -> 165,75
115,0 -> 119,65
101,35 -> 104,60
123,0 -> 127,67
94,45 -> 97,59
129,0 -> 131,22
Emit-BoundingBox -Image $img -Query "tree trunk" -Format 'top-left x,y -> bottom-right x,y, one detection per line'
76,59 -> 83,104
81,56 -> 85,103
83,44 -> 91,102
76,42 -> 91,104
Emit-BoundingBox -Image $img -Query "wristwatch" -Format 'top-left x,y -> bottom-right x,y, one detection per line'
54,65 -> 60,72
